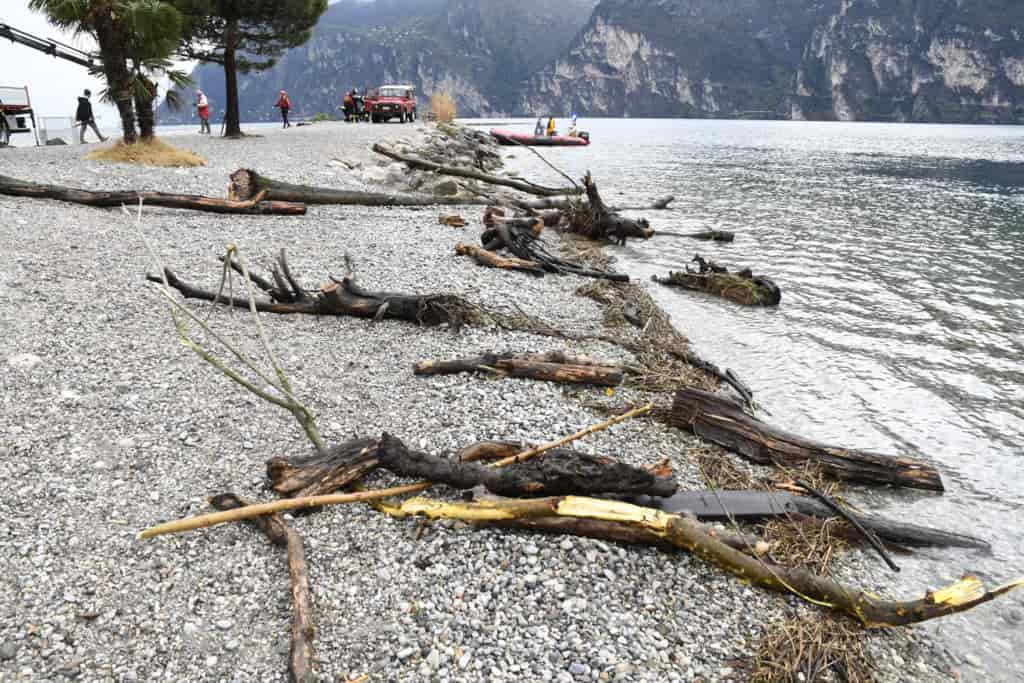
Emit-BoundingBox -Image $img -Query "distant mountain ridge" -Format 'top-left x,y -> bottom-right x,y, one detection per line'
164,0 -> 1024,124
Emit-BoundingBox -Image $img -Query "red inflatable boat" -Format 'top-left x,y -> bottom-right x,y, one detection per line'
489,128 -> 590,146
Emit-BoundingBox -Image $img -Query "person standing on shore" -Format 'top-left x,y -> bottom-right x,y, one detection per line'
75,89 -> 107,144
274,90 -> 292,128
195,90 -> 211,134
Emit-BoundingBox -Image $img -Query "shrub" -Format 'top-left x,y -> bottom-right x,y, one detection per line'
430,93 -> 457,123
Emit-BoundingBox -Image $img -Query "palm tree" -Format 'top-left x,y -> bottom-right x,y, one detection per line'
30,0 -> 185,143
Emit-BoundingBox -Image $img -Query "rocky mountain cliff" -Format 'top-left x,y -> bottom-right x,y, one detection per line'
524,0 -> 1024,123
165,0 -> 596,122
165,0 -> 1024,124
792,0 -> 1024,123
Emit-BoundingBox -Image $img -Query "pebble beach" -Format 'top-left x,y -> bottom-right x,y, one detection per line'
0,122 -> 964,682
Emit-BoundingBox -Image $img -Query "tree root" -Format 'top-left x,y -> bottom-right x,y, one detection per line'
149,249 -> 489,328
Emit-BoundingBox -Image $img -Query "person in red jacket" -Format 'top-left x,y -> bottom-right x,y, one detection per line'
274,90 -> 292,128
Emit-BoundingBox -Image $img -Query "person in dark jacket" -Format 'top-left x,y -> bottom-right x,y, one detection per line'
75,89 -> 107,143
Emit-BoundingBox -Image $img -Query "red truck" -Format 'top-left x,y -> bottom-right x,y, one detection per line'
366,85 -> 417,123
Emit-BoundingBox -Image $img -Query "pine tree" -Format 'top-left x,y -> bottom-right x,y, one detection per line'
173,0 -> 328,138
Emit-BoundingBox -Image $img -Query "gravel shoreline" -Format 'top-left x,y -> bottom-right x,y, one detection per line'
1,122 -> 956,681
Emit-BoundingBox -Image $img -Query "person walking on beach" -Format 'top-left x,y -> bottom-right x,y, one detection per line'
195,90 -> 211,134
75,89 -> 107,143
274,90 -> 292,128
546,116 -> 556,136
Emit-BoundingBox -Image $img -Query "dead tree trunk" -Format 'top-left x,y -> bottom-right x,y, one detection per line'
227,168 -> 491,207
454,242 -> 545,276
0,173 -> 306,215
209,494 -> 315,683
151,249 -> 486,327
372,144 -> 580,197
414,351 -> 626,387
565,172 -> 655,243
671,387 -> 944,491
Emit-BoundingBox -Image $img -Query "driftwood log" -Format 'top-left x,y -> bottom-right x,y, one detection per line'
454,242 -> 545,276
515,195 -> 676,213
209,494 -> 315,683
0,173 -> 306,215
227,168 -> 491,207
655,229 -> 736,243
637,489 -> 987,550
372,144 -> 580,197
671,387 -> 944,491
265,434 -> 676,498
653,255 -> 781,306
566,172 -> 655,243
398,495 -> 1021,627
377,433 -> 677,497
414,350 -> 627,387
151,249 -> 483,327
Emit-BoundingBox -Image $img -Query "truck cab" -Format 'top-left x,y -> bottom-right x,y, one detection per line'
366,85 -> 416,123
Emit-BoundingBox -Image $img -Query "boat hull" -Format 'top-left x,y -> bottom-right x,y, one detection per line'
490,129 -> 590,147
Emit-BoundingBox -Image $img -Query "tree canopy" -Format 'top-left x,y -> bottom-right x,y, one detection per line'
173,0 -> 328,136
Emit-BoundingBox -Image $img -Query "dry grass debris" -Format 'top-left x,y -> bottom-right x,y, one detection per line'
86,138 -> 205,167
751,613 -> 874,683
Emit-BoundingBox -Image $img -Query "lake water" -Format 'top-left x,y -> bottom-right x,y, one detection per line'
513,118 -> 1024,680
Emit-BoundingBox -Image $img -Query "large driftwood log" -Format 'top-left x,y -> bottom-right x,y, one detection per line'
151,249 -> 484,327
377,433 -> 677,497
413,351 -> 626,387
654,270 -> 780,306
209,494 -> 315,683
566,172 -> 655,243
671,387 -> 944,491
0,173 -> 306,215
399,495 -> 1022,627
372,143 -> 580,197
454,242 -> 545,276
227,168 -> 491,206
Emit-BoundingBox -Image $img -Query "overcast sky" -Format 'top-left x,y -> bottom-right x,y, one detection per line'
0,3 -> 125,123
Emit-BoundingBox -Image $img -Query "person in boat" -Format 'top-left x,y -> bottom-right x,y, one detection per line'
534,117 -> 544,136
546,116 -> 556,136
567,114 -> 578,137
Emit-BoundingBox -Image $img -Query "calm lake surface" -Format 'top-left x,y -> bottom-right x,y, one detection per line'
513,118 -> 1023,680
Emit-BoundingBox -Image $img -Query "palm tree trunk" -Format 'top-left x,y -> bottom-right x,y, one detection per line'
134,76 -> 157,140
222,19 -> 242,138
93,11 -> 137,144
